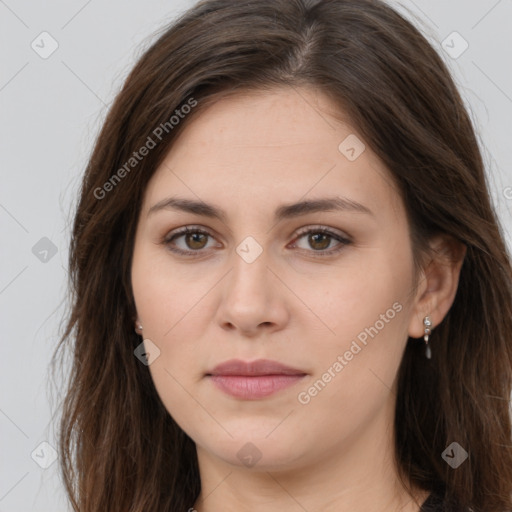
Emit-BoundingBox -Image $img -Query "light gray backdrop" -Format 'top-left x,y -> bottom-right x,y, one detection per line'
1,1 -> 511,510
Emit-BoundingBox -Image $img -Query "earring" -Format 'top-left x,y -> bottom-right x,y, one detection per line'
423,316 -> 432,359
135,323 -> 143,334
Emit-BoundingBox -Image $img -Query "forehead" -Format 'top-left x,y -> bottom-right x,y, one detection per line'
170,86 -> 354,151
142,87 -> 403,222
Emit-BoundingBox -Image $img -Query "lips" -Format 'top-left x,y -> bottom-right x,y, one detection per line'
207,358 -> 306,377
206,359 -> 307,399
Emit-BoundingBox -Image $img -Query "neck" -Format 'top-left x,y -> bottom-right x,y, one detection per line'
192,395 -> 430,512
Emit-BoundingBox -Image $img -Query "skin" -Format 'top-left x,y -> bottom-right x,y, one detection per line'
131,86 -> 465,512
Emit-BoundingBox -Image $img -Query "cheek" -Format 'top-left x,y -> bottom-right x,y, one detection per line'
292,247 -> 413,346
290,275 -> 411,453
290,248 -> 414,417
132,241 -> 207,337
132,253 -> 210,434
131,247 -> 218,411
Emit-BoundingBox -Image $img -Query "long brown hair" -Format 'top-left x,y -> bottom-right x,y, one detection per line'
51,0 -> 512,510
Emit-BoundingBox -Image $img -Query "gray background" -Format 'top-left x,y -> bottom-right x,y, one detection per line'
1,1 -> 511,510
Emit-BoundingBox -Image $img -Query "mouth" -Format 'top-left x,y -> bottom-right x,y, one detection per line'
205,359 -> 307,399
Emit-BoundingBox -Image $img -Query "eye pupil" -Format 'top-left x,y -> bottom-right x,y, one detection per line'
186,232 -> 207,249
309,233 -> 330,250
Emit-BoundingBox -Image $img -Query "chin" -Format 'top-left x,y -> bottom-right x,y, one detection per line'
198,432 -> 307,471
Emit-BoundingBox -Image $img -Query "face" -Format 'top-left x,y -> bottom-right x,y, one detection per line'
131,86 -> 419,471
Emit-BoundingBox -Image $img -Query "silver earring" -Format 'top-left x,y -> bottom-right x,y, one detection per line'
423,316 -> 432,359
135,323 -> 143,334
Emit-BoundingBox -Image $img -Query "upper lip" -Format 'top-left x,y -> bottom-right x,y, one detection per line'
207,359 -> 306,376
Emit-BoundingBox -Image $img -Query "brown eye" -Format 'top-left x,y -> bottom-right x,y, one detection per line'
163,225 -> 351,258
307,232 -> 332,251
291,227 -> 352,257
164,227 -> 218,256
184,232 -> 208,250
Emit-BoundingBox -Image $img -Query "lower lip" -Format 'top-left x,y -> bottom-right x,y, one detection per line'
208,374 -> 306,399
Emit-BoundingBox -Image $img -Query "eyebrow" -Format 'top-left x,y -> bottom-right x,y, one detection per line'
147,195 -> 373,222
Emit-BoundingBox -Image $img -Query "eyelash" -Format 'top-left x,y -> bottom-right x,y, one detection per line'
162,225 -> 352,258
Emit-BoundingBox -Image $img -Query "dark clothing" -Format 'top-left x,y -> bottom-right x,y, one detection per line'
421,491 -> 473,512
421,492 -> 447,511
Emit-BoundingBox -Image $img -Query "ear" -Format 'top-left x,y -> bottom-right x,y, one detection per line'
408,234 -> 467,338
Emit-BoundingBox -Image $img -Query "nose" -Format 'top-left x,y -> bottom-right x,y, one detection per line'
215,246 -> 290,337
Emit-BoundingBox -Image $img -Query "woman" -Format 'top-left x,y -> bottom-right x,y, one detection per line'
52,0 -> 512,510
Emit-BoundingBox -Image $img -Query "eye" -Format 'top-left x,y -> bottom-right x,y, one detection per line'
289,226 -> 351,256
162,225 -> 351,258
163,226 -> 220,256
